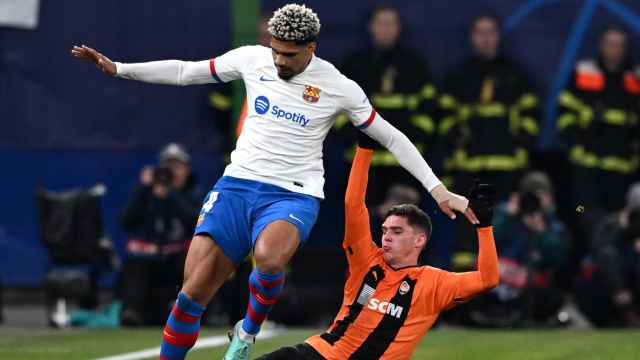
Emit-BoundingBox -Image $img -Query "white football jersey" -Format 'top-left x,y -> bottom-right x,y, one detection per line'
211,45 -> 374,199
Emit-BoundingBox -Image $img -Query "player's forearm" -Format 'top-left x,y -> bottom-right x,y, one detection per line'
451,227 -> 499,301
475,226 -> 499,290
344,147 -> 373,212
114,59 -> 213,86
342,147 -> 377,257
362,114 -> 441,191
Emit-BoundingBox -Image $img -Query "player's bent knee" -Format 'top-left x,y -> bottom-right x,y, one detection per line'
253,220 -> 301,274
253,251 -> 287,274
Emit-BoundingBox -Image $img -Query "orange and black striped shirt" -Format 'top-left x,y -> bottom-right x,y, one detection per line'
306,147 -> 499,360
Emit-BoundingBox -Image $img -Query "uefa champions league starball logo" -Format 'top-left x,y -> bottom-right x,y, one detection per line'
255,96 -> 270,115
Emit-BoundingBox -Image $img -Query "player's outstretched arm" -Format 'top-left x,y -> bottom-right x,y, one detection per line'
70,44 -> 213,86
432,181 -> 499,310
342,134 -> 378,266
341,78 -> 476,223
359,115 -> 479,224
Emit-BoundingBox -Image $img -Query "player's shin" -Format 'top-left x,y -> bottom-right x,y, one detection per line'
242,269 -> 285,335
159,292 -> 205,360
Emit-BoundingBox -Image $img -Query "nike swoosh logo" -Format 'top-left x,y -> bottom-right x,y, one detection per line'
260,75 -> 276,82
289,213 -> 304,224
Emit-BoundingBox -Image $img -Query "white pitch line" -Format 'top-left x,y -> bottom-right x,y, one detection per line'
93,328 -> 282,360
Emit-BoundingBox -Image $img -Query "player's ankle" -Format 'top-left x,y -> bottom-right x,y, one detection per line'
238,320 -> 256,343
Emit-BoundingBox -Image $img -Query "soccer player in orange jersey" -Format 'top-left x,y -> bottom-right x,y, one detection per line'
257,138 -> 499,360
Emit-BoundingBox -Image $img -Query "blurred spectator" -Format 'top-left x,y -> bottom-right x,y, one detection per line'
439,14 -> 539,200
450,172 -> 569,327
557,26 -> 640,238
442,14 -> 540,266
335,3 -> 438,206
576,183 -> 640,327
118,143 -> 203,326
480,171 -> 569,326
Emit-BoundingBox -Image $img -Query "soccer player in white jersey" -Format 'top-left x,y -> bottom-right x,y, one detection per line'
71,4 -> 478,360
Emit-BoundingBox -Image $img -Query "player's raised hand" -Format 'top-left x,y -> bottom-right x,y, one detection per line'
70,45 -> 117,76
431,184 -> 479,224
439,195 -> 480,225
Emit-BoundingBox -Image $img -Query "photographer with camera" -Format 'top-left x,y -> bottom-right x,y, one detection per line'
468,171 -> 569,327
119,143 -> 203,326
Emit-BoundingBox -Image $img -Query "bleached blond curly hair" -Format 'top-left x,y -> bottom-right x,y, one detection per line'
268,4 -> 321,43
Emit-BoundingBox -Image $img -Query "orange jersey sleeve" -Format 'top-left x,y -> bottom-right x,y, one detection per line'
431,226 -> 499,311
343,146 -> 379,270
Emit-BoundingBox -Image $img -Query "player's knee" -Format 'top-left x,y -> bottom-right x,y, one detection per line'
253,249 -> 287,274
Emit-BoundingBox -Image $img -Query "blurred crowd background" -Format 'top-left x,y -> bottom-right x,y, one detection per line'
2,0 -> 640,330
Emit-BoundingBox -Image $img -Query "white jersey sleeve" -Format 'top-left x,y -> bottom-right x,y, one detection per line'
114,45 -> 260,86
362,113 -> 442,191
338,77 -> 442,192
115,60 -> 213,86
210,45 -> 259,83
338,79 -> 376,127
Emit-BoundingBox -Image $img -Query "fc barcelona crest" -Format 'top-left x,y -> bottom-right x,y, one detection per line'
303,85 -> 321,103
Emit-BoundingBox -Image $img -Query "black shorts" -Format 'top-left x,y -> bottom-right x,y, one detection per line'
255,343 -> 325,360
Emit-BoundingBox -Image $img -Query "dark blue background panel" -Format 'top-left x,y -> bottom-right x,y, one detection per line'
1,0 -> 230,150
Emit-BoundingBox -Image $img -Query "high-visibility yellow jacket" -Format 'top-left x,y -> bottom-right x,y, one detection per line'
334,45 -> 437,167
557,58 -> 640,174
439,56 -> 539,173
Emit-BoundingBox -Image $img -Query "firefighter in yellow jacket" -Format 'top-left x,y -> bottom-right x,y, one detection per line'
557,26 -> 640,225
439,14 -> 539,202
440,14 -> 539,269
334,4 -> 438,206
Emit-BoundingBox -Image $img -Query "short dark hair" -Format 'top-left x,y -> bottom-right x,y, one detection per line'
370,3 -> 401,23
384,204 -> 432,239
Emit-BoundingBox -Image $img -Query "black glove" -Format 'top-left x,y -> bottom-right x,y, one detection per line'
356,130 -> 377,150
468,180 -> 495,227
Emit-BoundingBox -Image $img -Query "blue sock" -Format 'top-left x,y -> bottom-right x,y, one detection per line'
159,292 -> 205,360
242,270 -> 285,335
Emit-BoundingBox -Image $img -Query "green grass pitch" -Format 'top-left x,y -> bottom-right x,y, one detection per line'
0,327 -> 639,359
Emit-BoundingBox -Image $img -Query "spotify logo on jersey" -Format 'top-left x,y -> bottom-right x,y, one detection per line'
254,95 -> 310,127
255,96 -> 270,115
